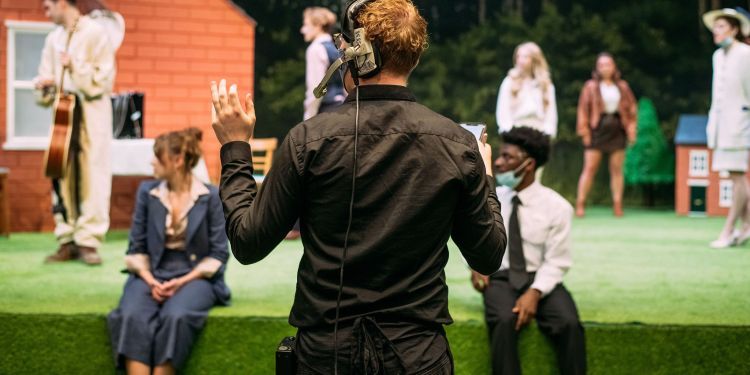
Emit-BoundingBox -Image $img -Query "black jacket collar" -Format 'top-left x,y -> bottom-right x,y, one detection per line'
344,84 -> 416,103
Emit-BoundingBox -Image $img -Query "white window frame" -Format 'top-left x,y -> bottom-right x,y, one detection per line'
4,20 -> 55,151
719,179 -> 733,208
688,149 -> 709,178
687,179 -> 709,187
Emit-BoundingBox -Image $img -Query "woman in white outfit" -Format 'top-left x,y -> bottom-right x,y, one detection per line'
703,8 -> 750,248
495,42 -> 558,138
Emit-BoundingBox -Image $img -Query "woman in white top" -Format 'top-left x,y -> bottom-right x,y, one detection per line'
702,8 -> 750,248
495,42 -> 558,138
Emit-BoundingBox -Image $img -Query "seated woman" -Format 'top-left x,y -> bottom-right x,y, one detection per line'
107,128 -> 230,374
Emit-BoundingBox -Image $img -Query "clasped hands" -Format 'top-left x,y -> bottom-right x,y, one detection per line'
151,278 -> 186,303
141,272 -> 186,303
210,79 -> 256,145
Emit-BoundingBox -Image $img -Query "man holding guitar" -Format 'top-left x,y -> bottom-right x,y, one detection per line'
34,0 -> 116,265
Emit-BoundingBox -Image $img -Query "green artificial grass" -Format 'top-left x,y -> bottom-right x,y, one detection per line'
3,314 -> 749,374
2,207 -> 750,374
1,207 -> 749,325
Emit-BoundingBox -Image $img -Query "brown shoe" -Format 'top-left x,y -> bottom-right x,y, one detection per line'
78,246 -> 102,265
44,242 -> 78,263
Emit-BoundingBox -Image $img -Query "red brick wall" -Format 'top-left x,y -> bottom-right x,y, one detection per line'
0,0 -> 255,232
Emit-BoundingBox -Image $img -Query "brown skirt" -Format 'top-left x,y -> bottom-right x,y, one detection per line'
587,113 -> 627,153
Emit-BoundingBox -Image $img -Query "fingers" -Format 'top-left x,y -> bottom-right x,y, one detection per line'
211,104 -> 219,125
471,272 -> 488,292
151,289 -> 164,303
244,93 -> 254,114
512,303 -> 524,331
218,79 -> 229,116
515,310 -> 525,331
473,280 -> 485,292
219,79 -> 227,103
228,84 -> 242,114
210,80 -> 223,115
481,133 -> 488,145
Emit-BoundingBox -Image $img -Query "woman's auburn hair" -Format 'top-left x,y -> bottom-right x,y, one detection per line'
153,127 -> 203,174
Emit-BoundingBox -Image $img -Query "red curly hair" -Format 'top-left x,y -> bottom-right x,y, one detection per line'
356,0 -> 428,76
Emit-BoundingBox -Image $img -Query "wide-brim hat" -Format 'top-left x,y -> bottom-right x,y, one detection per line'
703,8 -> 750,37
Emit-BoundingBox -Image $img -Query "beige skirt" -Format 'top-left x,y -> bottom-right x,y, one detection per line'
712,149 -> 749,172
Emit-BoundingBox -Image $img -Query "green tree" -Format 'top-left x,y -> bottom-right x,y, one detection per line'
625,98 -> 675,206
625,98 -> 675,185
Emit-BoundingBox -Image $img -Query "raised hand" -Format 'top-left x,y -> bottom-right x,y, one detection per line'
210,79 -> 256,145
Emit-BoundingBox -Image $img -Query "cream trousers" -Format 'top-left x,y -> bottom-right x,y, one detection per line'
53,96 -> 112,248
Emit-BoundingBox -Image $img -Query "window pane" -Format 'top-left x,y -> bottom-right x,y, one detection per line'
15,88 -> 52,137
15,32 -> 47,81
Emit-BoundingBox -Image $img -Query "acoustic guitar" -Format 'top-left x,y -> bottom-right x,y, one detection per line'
43,92 -> 76,178
42,21 -> 78,179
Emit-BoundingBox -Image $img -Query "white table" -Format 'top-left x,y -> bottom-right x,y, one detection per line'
111,139 -> 211,184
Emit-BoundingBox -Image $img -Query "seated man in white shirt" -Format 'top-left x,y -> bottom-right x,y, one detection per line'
470,126 -> 586,375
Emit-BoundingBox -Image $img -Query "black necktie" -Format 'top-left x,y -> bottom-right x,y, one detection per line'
509,195 -> 529,291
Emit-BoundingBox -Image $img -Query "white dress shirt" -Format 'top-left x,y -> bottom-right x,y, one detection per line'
304,34 -> 334,120
496,182 -> 573,296
496,76 -> 558,138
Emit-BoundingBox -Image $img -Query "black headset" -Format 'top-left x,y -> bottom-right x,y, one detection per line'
340,0 -> 382,80
313,0 -> 381,98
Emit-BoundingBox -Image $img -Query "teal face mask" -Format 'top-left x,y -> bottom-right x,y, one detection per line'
717,37 -> 735,48
495,158 -> 532,189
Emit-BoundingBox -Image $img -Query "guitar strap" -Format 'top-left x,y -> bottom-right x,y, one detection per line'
50,100 -> 81,221
51,18 -> 82,221
51,179 -> 67,222
70,96 -> 82,219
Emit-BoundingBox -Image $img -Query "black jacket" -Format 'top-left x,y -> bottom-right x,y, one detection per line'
219,84 -> 506,370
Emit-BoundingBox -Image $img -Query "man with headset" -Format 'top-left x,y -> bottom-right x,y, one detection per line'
211,0 -> 506,373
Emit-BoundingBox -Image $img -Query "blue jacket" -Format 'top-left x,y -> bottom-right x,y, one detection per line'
126,180 -> 231,305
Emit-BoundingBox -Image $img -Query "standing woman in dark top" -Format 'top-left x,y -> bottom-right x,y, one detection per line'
107,128 -> 230,375
575,53 -> 637,218
301,6 -> 345,120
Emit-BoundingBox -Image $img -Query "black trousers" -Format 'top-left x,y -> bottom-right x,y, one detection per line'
296,348 -> 453,375
483,273 -> 586,375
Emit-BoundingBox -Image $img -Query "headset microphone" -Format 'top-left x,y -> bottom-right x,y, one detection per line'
313,28 -> 378,98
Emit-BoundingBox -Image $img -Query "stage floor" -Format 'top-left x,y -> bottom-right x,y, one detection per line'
1,207 -> 749,326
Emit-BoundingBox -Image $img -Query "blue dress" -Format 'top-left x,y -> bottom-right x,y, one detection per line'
107,180 -> 230,369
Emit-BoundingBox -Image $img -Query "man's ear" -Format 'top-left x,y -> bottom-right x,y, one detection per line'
527,158 -> 538,173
